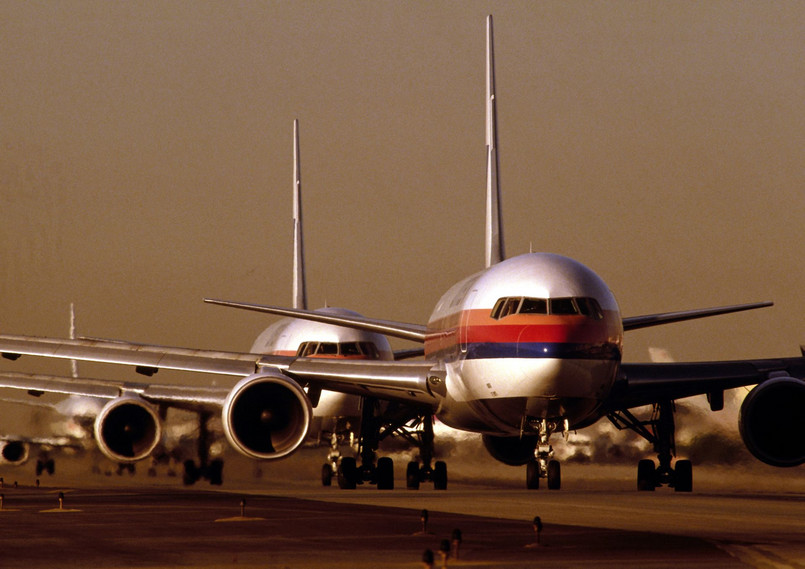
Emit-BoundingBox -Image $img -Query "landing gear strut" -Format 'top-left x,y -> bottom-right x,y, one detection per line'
333,398 -> 447,490
182,411 -> 224,486
526,418 -> 563,490
608,400 -> 692,492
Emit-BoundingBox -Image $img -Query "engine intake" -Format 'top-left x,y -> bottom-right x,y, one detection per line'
94,396 -> 162,463
0,440 -> 29,465
739,375 -> 805,467
222,371 -> 312,460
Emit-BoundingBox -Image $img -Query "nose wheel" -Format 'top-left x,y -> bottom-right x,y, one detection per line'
525,418 -> 563,490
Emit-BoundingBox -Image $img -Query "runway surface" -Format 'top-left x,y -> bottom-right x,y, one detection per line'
0,460 -> 803,569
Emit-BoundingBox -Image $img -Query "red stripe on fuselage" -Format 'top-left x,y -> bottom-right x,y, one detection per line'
424,308 -> 620,357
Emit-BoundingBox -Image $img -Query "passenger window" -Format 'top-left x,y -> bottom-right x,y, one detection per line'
520,298 -> 548,314
550,298 -> 578,315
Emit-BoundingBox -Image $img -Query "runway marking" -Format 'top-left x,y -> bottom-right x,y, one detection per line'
214,516 -> 266,522
720,543 -> 805,569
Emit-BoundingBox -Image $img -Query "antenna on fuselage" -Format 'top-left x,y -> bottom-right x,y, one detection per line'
292,119 -> 308,310
485,14 -> 505,268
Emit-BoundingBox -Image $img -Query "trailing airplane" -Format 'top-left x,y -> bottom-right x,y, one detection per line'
0,16 -> 803,492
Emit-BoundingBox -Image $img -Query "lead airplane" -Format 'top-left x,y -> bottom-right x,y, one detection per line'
0,16 -> 803,491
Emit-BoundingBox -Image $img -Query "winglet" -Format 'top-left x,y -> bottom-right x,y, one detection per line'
485,14 -> 505,268
292,119 -> 307,310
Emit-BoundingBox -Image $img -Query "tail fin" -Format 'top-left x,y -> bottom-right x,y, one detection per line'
292,119 -> 307,310
69,302 -> 78,378
485,15 -> 505,268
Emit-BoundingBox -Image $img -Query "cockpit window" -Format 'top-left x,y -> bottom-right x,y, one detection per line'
296,341 -> 381,359
520,298 -> 548,314
550,298 -> 577,315
576,297 -> 604,319
491,296 -> 603,320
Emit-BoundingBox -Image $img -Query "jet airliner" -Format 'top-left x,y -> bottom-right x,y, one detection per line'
0,16 -> 803,492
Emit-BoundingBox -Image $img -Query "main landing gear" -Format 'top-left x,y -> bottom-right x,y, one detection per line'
182,411 -> 224,486
608,400 -> 693,492
328,398 -> 447,491
525,418 -> 564,490
35,454 -> 55,477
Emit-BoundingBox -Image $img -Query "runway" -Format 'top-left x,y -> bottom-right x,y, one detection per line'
0,460 -> 803,568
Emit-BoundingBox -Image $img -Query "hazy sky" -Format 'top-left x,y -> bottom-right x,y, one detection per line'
1,1 -> 803,391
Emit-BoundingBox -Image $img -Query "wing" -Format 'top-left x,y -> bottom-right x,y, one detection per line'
608,354 -> 805,411
0,335 -> 441,408
622,301 -> 772,331
204,298 -> 427,342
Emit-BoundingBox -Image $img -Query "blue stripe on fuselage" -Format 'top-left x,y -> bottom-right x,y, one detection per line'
462,342 -> 621,361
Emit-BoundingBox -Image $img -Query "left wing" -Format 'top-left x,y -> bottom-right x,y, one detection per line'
608,354 -> 805,411
203,298 -> 427,342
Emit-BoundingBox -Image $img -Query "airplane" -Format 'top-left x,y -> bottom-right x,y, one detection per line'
0,15 -> 803,493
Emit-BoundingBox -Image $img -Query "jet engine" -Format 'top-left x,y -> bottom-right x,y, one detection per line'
94,395 -> 162,463
739,375 -> 805,467
0,440 -> 29,465
482,434 -> 539,466
222,371 -> 313,460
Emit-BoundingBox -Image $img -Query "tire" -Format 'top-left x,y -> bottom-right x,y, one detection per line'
547,460 -> 561,490
377,457 -> 394,490
406,461 -> 420,490
183,460 -> 198,486
321,464 -> 333,487
637,459 -> 656,491
526,460 -> 540,489
337,457 -> 358,490
433,461 -> 447,490
674,459 -> 693,492
45,459 -> 55,475
208,459 -> 224,486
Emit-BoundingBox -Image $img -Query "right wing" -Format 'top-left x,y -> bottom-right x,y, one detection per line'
0,334 -> 441,407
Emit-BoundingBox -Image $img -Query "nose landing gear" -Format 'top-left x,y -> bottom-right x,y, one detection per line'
525,418 -> 565,490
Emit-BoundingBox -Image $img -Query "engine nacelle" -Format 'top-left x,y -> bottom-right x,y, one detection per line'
94,395 -> 162,463
0,440 -> 29,466
482,434 -> 538,466
739,375 -> 805,467
222,371 -> 312,460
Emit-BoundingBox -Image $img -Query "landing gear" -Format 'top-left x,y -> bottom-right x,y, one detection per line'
35,457 -> 55,476
609,400 -> 693,492
525,418 -> 564,490
182,412 -> 224,486
332,398 -> 447,491
401,415 -> 447,490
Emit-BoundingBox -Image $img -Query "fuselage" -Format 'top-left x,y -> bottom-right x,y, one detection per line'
425,253 -> 623,436
251,307 -> 393,427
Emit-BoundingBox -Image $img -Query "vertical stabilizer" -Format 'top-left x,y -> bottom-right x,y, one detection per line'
69,303 -> 78,378
292,119 -> 308,310
485,15 -> 505,268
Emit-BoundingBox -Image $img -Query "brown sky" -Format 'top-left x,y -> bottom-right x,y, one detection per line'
0,0 -> 803,394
